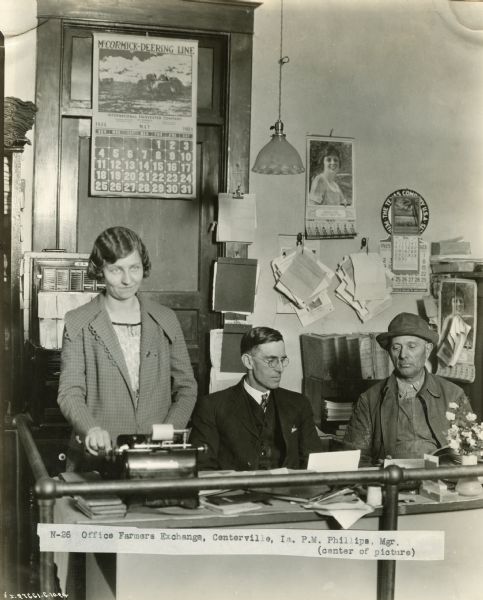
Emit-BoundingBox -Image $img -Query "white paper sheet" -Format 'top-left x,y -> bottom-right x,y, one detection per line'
307,450 -> 360,472
350,252 -> 387,300
216,193 -> 257,242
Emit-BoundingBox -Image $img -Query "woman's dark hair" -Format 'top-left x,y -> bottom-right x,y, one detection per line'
87,226 -> 151,281
321,144 -> 341,167
241,326 -> 284,355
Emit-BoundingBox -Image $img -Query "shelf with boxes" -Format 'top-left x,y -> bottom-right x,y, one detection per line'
21,251 -> 102,425
300,332 -> 393,440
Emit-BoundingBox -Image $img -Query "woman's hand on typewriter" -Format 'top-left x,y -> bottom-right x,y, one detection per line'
85,426 -> 113,457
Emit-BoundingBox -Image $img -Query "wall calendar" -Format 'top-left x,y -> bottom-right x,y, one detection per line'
91,33 -> 198,199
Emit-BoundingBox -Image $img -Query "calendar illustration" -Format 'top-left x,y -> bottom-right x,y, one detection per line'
91,33 -> 198,199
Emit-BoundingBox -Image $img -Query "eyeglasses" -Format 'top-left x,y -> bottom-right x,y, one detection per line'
254,356 -> 290,369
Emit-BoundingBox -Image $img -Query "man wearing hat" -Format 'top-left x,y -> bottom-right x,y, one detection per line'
344,312 -> 472,466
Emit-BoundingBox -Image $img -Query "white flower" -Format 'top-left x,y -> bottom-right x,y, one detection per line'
448,439 -> 461,450
448,402 -> 459,410
468,438 -> 476,447
478,430 -> 483,441
446,411 -> 456,421
466,413 -> 477,422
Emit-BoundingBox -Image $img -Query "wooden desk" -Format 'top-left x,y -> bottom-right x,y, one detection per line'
54,493 -> 483,600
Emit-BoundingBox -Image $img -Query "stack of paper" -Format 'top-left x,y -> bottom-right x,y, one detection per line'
322,400 -> 353,422
74,495 -> 127,519
271,248 -> 335,326
201,490 -> 269,515
430,237 -> 477,273
335,253 -> 392,322
60,471 -> 127,519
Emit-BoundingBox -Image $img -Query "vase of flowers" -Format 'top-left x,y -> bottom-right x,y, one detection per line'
446,401 -> 483,497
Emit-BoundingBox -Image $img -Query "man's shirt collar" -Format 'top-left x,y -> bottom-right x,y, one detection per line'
243,378 -> 268,405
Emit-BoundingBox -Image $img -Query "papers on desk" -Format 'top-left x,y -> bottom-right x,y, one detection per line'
384,458 -> 425,469
303,488 -> 373,530
60,472 -> 127,519
335,253 -> 392,322
74,496 -> 127,519
271,247 -> 335,326
201,490 -> 270,515
308,450 -> 360,473
304,453 -> 375,527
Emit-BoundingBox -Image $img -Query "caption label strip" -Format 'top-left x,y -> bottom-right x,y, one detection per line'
38,525 -> 444,561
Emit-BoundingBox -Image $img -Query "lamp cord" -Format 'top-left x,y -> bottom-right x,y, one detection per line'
278,0 -> 289,123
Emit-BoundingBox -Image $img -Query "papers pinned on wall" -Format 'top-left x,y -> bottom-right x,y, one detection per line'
335,253 -> 392,323
216,193 -> 257,243
271,247 -> 335,326
212,258 -> 258,314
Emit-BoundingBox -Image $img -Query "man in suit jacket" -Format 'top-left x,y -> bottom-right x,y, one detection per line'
189,326 -> 323,470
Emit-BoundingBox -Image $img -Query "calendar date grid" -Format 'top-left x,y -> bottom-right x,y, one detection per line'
93,132 -> 194,196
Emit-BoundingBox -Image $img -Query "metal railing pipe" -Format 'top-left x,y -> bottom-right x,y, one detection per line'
14,413 -> 49,482
15,413 -> 483,600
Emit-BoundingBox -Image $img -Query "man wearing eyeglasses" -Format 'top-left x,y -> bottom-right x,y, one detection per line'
189,326 -> 323,470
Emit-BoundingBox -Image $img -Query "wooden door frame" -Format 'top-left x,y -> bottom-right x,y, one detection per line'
33,0 -> 259,250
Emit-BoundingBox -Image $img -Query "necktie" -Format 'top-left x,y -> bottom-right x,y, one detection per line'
261,392 -> 270,413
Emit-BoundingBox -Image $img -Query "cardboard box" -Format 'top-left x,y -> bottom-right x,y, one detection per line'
431,241 -> 471,256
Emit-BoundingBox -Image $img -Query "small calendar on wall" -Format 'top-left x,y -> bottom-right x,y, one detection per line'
91,33 -> 198,199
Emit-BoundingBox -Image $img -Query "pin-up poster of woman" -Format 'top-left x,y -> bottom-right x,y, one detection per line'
305,136 -> 356,239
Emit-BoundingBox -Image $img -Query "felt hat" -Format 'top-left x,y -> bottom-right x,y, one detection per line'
376,312 -> 439,349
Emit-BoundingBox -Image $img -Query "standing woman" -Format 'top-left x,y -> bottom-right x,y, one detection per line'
309,145 -> 348,206
57,226 -> 197,469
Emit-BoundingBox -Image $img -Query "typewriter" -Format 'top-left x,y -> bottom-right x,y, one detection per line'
111,424 -> 205,509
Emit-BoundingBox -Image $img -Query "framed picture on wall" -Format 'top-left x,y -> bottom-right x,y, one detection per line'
305,136 -> 356,239
438,278 -> 477,364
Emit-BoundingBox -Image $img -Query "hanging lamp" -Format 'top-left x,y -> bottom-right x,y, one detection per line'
252,0 -> 305,175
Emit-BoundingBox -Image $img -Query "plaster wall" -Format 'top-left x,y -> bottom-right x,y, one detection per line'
249,0 -> 483,391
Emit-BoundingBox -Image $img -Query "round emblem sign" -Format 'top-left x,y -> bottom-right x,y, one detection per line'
381,189 -> 429,235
